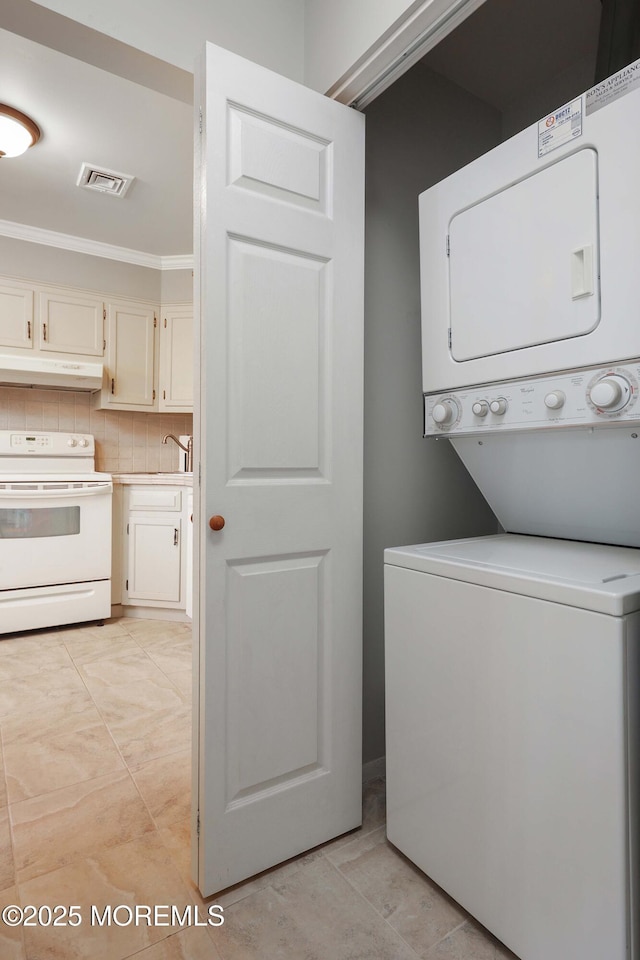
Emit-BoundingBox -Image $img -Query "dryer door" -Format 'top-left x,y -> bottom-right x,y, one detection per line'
449,148 -> 600,362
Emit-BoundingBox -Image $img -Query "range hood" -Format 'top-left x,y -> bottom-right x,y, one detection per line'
0,354 -> 104,390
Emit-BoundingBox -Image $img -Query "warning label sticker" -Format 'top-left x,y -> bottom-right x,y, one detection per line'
537,98 -> 583,157
586,57 -> 640,115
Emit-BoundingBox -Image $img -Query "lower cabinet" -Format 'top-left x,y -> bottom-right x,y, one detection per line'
117,484 -> 190,614
127,515 -> 182,603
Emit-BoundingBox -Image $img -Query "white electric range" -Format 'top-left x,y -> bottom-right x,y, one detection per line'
0,430 -> 112,634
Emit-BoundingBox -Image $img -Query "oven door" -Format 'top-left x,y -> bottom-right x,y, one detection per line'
0,481 -> 112,590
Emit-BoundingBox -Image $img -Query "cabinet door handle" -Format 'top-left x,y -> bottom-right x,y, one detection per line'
42,322 -> 47,341
209,515 -> 225,531
111,377 -> 115,395
174,528 -> 179,546
27,320 -> 31,340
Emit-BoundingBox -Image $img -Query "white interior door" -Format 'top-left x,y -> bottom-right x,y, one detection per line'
194,42 -> 365,897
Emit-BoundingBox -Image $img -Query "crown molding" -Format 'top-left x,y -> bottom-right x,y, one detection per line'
0,219 -> 193,272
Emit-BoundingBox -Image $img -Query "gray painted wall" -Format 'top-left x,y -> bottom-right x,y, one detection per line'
501,55 -> 596,139
161,269 -> 194,303
0,237 -> 193,304
0,236 -> 162,301
362,63 -> 502,765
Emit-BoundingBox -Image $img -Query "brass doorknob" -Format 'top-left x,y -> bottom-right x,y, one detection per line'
209,515 -> 225,531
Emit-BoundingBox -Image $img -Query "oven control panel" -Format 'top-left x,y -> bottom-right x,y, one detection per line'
425,361 -> 640,436
0,431 -> 95,456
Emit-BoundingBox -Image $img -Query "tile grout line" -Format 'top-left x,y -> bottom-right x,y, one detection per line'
318,851 -> 425,960
64,623 -> 194,845
320,826 -> 477,960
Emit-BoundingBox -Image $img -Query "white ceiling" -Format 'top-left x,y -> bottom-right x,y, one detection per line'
0,25 -> 193,260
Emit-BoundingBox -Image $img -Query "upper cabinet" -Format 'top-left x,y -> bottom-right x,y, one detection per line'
0,276 -> 102,361
159,304 -> 193,412
0,279 -> 36,350
96,298 -> 193,413
101,299 -> 157,410
0,273 -> 193,413
38,288 -> 104,357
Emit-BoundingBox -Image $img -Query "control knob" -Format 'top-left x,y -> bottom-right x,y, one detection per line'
489,398 -> 508,415
472,401 -> 489,418
78,438 -> 90,448
432,400 -> 457,426
589,375 -> 631,411
67,438 -> 77,447
544,390 -> 565,410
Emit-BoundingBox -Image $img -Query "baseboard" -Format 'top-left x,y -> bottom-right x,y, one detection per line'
362,756 -> 386,783
111,604 -> 190,623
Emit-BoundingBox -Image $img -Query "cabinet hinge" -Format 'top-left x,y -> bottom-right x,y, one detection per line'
103,307 -> 106,321
446,235 -> 450,257
448,328 -> 452,349
153,389 -> 156,400
164,317 -> 167,328
163,389 -> 166,400
103,339 -> 106,351
126,579 -> 129,590
154,314 -> 157,328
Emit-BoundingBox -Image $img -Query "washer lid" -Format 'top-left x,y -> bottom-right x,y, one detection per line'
384,534 -> 640,615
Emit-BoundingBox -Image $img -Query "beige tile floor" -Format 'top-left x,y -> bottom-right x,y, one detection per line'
0,617 -> 519,960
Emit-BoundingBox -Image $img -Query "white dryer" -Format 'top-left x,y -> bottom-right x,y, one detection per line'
385,534 -> 640,960
420,71 -> 640,393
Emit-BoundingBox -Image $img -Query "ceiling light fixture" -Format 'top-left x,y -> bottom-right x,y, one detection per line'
0,104 -> 41,158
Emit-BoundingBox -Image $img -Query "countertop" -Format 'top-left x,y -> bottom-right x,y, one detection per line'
112,473 -> 193,486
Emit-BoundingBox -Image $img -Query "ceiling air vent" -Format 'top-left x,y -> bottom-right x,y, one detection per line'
77,162 -> 135,198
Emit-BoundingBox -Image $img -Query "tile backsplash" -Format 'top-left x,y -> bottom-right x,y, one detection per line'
0,386 -> 193,473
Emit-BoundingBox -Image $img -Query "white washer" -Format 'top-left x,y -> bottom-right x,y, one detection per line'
385,534 -> 640,960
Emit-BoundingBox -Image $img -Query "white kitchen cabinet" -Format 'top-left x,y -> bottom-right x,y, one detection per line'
96,299 -> 194,413
159,304 -> 193,411
0,273 -> 192,413
98,299 -> 157,410
127,515 -> 182,603
38,287 -> 104,357
111,483 -> 124,606
0,278 -> 104,360
0,279 -> 34,350
121,484 -> 187,611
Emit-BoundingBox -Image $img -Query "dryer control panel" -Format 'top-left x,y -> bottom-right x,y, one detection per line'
424,361 -> 640,437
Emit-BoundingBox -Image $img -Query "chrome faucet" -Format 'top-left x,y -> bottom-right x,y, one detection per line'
162,434 -> 193,473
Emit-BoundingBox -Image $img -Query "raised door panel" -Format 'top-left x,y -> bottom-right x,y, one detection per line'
127,516 -> 182,603
38,289 -> 104,357
227,238 -> 326,478
106,301 -> 157,408
225,554 -> 326,805
159,306 -> 193,411
0,280 -> 34,350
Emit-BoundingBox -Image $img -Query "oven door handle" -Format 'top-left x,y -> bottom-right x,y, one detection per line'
0,483 -> 113,500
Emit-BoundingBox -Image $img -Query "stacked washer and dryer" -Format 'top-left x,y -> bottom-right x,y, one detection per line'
385,64 -> 640,960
